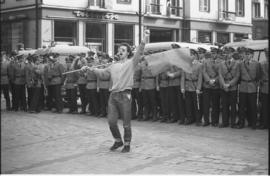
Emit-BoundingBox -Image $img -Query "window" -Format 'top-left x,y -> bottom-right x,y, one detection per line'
54,21 -> 77,45
217,32 -> 229,44
253,2 -> 261,18
117,0 -> 131,4
0,0 -> 5,4
234,33 -> 248,42
88,0 -> 105,8
114,24 -> 134,55
198,31 -> 212,43
85,23 -> 106,52
150,0 -> 161,14
220,0 -> 228,11
199,0 -> 210,12
235,0 -> 245,16
170,0 -> 181,16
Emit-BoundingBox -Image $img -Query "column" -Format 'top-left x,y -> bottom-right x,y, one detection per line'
40,19 -> 52,47
212,31 -> 217,44
229,32 -> 234,43
78,21 -> 84,46
134,24 -> 139,46
190,30 -> 197,42
107,23 -> 114,57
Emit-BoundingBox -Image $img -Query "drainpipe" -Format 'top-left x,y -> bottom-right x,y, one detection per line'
139,0 -> 142,43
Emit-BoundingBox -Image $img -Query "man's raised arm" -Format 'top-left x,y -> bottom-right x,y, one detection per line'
132,30 -> 150,67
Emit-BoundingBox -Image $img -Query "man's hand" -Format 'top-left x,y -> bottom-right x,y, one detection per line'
181,89 -> 185,94
167,72 -> 174,78
196,89 -> 201,94
156,86 -> 160,91
81,66 -> 90,71
209,79 -> 215,85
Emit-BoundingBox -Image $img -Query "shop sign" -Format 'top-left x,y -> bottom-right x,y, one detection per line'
73,10 -> 118,20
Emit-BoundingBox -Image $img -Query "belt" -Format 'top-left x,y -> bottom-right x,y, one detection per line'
142,77 -> 155,79
87,80 -> 96,82
224,79 -> 232,81
241,79 -> 254,83
16,75 -> 25,78
52,75 -> 60,78
185,79 -> 198,82
134,79 -> 141,82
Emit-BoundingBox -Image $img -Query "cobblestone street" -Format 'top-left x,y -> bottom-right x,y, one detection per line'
1,110 -> 268,174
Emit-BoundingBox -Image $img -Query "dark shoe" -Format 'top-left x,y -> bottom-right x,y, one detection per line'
258,125 -> 266,130
152,118 -> 159,122
196,122 -> 202,126
211,123 -> 218,127
169,119 -> 177,123
110,141 -> 123,151
160,118 -> 167,123
178,120 -> 185,125
56,110 -> 63,114
202,122 -> 210,127
121,145 -> 130,153
99,113 -> 106,118
79,111 -> 86,114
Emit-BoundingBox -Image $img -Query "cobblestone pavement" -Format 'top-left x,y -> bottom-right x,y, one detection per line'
1,110 -> 268,174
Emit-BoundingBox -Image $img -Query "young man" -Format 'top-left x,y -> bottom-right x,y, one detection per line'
82,31 -> 149,153
1,52 -> 11,111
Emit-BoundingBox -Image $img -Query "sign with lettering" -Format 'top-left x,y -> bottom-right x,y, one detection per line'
73,11 -> 118,20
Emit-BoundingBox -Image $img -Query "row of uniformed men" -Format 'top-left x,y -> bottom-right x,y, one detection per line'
1,47 -> 268,129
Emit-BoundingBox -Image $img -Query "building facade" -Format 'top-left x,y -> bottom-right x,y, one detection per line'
1,0 -> 255,56
251,0 -> 268,39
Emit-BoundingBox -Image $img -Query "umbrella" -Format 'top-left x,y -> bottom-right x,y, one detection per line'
223,40 -> 268,50
48,45 -> 90,55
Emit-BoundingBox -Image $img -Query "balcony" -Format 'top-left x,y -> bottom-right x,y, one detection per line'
146,3 -> 162,15
217,10 -> 236,23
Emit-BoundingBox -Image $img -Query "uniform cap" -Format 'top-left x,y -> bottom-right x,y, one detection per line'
204,52 -> 212,59
197,47 -> 207,54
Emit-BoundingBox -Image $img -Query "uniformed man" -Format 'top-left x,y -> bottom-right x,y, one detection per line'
167,66 -> 185,123
25,55 -> 35,110
158,70 -> 169,123
85,56 -> 99,116
28,55 -> 44,113
64,55 -> 78,114
238,48 -> 261,129
202,49 -> 221,127
218,47 -> 240,128
198,47 -> 207,62
12,53 -> 27,111
181,50 -> 203,126
1,52 -> 11,111
97,53 -> 111,117
132,60 -> 143,120
44,53 -> 65,113
258,48 -> 269,129
74,53 -> 88,114
140,59 -> 159,121
8,51 -> 17,110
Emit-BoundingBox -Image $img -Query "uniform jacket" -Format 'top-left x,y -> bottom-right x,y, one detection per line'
239,60 -> 260,93
32,64 -> 43,87
218,59 -> 240,91
260,60 -> 269,94
202,57 -> 221,89
44,62 -> 65,85
140,65 -> 158,90
158,71 -> 169,88
85,69 -> 97,89
12,61 -> 27,85
1,60 -> 10,85
25,63 -> 35,87
64,66 -> 78,89
168,66 -> 181,87
133,65 -> 141,89
181,61 -> 203,91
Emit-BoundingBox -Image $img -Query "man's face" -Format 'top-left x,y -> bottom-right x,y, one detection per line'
118,46 -> 129,60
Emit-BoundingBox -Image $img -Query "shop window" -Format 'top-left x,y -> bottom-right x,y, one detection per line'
114,24 -> 134,55
150,29 -> 172,43
252,2 -> 261,18
54,21 -> 77,45
198,31 -> 212,43
199,0 -> 210,12
88,0 -> 105,8
234,33 -> 248,42
1,23 -> 12,52
85,23 -> 106,52
235,0 -> 245,16
117,0 -> 131,4
217,32 -> 229,44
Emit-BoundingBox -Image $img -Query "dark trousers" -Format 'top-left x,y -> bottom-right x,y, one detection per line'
51,84 -> 63,112
40,85 -> 45,110
66,88 -> 77,112
10,82 -> 16,110
260,93 -> 269,128
159,87 -> 169,120
99,88 -> 110,115
202,88 -> 220,125
185,91 -> 202,124
108,90 -> 132,144
78,84 -> 87,112
1,84 -> 11,109
27,87 -> 34,109
131,88 -> 143,119
46,85 -> 54,110
168,86 -> 185,122
221,90 -> 237,126
239,92 -> 257,128
29,87 -> 42,112
87,88 -> 99,115
14,84 -> 27,111
142,89 -> 157,120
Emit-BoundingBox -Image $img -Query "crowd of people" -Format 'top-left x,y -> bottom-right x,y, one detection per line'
1,45 -> 269,130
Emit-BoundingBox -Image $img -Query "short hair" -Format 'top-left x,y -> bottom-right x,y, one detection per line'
119,43 -> 133,58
